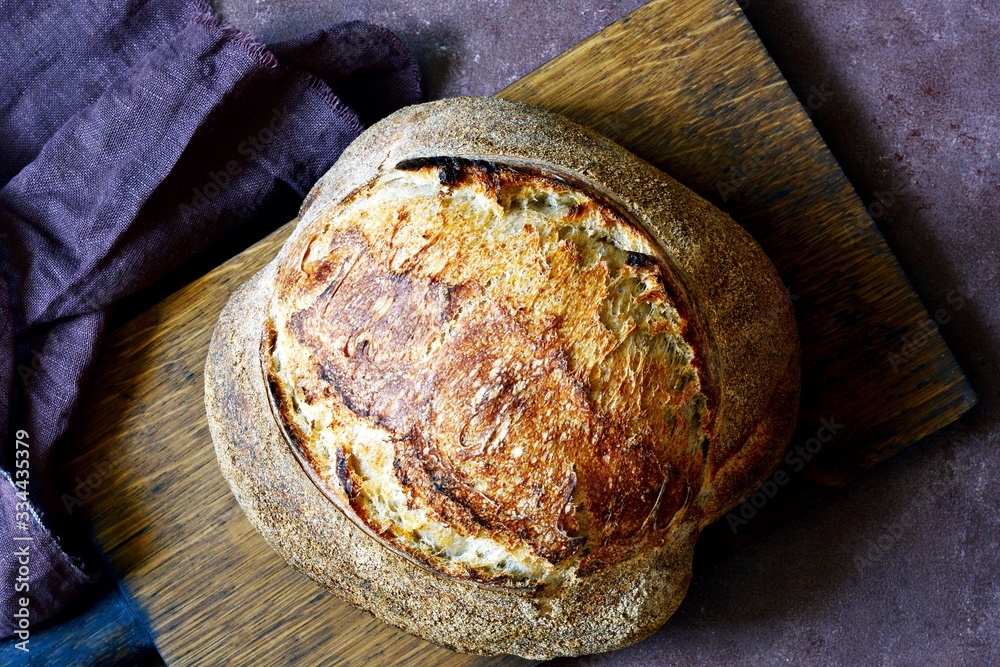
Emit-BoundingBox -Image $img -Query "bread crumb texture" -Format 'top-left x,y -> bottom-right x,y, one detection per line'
267,158 -> 709,590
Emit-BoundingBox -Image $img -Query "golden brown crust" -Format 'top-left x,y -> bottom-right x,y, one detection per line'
268,159 -> 707,588
205,97 -> 799,659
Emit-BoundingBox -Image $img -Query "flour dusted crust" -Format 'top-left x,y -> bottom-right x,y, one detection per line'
206,97 -> 799,659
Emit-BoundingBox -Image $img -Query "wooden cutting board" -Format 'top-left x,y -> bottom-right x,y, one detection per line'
61,0 -> 977,665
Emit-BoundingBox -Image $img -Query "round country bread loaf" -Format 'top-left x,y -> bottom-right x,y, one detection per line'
205,96 -> 799,659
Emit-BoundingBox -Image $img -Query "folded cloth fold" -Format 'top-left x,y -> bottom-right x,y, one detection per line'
0,0 -> 420,638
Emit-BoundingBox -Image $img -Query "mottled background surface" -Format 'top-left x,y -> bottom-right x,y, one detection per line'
211,1 -> 998,665
8,1 -> 995,665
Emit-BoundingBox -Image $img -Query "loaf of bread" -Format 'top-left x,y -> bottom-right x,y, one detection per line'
205,96 -> 799,659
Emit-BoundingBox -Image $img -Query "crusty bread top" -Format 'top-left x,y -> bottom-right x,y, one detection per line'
266,157 -> 710,589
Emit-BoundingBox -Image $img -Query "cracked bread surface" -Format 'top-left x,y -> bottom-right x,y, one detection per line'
267,158 -> 708,589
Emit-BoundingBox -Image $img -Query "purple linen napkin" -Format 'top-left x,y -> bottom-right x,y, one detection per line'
0,0 -> 420,639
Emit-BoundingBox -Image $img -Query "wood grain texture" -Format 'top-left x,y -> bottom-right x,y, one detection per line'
61,0 -> 976,664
